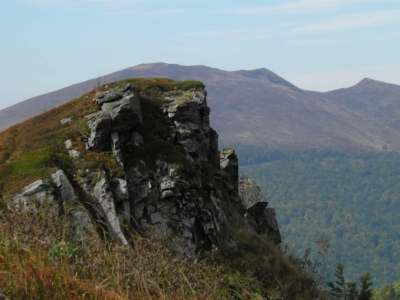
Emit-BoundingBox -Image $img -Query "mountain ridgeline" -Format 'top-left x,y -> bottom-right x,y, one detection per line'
0,79 -> 325,299
2,63 -> 400,152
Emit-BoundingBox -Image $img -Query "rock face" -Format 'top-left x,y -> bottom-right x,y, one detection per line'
239,178 -> 282,244
13,82 -> 281,256
220,148 -> 239,192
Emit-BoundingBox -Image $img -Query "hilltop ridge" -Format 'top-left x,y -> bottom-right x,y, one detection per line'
2,63 -> 400,152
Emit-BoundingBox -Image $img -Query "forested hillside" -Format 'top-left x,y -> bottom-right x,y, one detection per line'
234,144 -> 400,287
374,280 -> 400,299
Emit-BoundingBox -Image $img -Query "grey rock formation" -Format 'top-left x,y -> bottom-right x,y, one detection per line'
12,180 -> 57,212
86,84 -> 143,153
239,178 -> 268,211
86,111 -> 112,152
91,171 -> 128,245
13,83 -> 280,258
93,89 -> 123,106
113,178 -> 131,225
111,132 -> 124,167
51,169 -> 94,241
162,90 -> 218,163
102,94 -> 142,132
238,178 -> 281,244
220,148 -> 239,192
209,129 -> 220,169
52,170 -> 78,203
93,83 -> 138,106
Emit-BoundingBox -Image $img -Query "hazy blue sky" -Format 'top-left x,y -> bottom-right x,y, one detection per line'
1,0 -> 400,110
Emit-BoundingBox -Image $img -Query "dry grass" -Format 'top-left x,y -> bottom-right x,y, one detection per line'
0,200 -> 265,300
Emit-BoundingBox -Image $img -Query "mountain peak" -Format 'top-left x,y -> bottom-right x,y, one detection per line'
355,77 -> 397,87
234,68 -> 301,91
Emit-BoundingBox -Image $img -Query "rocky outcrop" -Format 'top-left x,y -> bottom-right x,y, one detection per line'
13,82 -> 281,256
239,178 -> 281,244
86,84 -> 142,153
162,90 -> 217,164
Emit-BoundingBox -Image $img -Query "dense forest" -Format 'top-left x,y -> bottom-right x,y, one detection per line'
374,280 -> 400,299
230,144 -> 400,288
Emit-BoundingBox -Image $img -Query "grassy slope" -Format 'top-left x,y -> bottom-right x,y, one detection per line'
0,79 -> 326,299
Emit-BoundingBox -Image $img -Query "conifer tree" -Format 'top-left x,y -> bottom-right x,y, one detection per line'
358,272 -> 373,300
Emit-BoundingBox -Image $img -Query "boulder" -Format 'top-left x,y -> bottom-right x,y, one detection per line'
12,180 -> 57,213
238,178 -> 281,245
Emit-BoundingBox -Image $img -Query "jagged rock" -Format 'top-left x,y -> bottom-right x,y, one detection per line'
92,171 -> 128,245
94,90 -> 122,105
52,170 -> 78,202
113,178 -> 131,226
86,111 -> 112,152
113,179 -> 129,203
15,84 -> 281,258
12,180 -> 57,212
238,178 -> 281,245
163,90 -> 213,163
124,158 -> 222,258
210,194 -> 225,229
238,178 -> 268,211
101,94 -> 142,132
111,132 -> 124,167
220,148 -> 239,192
51,169 -> 94,241
93,83 -> 138,106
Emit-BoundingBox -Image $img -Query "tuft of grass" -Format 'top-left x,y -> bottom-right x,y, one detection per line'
175,80 -> 205,91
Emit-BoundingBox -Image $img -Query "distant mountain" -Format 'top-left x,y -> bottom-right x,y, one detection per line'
2,63 -> 400,151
